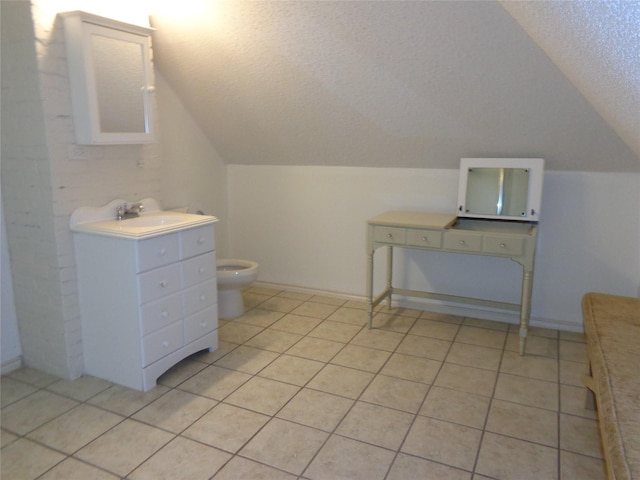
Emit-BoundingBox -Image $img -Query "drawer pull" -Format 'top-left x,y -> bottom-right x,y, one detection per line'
158,248 -> 166,256
199,267 -> 205,274
387,233 -> 393,239
200,321 -> 207,328
197,238 -> 205,244
459,240 -> 466,245
162,341 -> 169,348
500,243 -> 506,249
422,236 -> 428,243
160,281 -> 168,288
200,295 -> 206,302
160,310 -> 168,318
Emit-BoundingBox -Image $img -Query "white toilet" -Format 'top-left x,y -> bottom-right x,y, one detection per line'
216,259 -> 259,320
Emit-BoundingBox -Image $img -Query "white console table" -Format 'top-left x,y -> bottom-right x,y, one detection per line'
366,211 -> 539,355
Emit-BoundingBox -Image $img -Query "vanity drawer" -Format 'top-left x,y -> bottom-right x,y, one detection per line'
136,233 -> 179,272
183,279 -> 217,317
184,306 -> 218,344
140,292 -> 182,335
444,232 -> 482,252
483,235 -> 524,256
406,229 -> 442,248
181,225 -> 215,259
374,226 -> 406,244
138,263 -> 182,304
142,321 -> 182,366
182,252 -> 216,288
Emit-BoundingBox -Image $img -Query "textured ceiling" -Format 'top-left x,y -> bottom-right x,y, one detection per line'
501,0 -> 640,161
151,1 -> 638,172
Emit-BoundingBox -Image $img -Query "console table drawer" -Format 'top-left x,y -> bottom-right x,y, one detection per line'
483,235 -> 524,256
444,232 -> 482,252
374,227 -> 406,244
406,229 -> 442,248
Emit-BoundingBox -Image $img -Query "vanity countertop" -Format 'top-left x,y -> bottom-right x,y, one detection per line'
369,211 -> 535,235
368,211 -> 457,229
71,211 -> 218,239
70,198 -> 218,240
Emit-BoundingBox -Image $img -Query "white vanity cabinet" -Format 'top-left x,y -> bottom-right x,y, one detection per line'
74,224 -> 218,391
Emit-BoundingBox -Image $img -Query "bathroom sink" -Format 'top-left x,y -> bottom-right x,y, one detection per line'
120,214 -> 186,228
70,201 -> 218,239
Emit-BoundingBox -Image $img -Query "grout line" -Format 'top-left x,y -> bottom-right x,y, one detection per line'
385,311 -> 462,479
468,326 -> 507,478
1,289 -> 596,480
557,333 -> 563,480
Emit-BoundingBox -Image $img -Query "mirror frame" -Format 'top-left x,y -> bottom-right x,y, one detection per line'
456,158 -> 544,222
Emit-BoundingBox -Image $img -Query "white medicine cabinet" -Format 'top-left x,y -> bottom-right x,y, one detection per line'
61,11 -> 155,144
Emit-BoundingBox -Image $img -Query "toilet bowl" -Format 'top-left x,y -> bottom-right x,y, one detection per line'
216,259 -> 259,320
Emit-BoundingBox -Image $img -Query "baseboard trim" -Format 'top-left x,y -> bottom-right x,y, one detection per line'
252,281 -> 583,333
251,281 -> 366,303
1,356 -> 23,375
390,294 -> 583,332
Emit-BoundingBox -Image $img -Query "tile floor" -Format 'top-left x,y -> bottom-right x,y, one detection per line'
1,286 -> 606,480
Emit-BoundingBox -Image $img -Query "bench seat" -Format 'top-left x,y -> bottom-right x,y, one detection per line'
582,292 -> 640,480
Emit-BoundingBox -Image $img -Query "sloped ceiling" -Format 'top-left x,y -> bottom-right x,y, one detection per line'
151,1 -> 639,172
501,0 -> 640,164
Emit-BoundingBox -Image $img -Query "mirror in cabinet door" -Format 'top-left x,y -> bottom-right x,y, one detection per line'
61,11 -> 155,144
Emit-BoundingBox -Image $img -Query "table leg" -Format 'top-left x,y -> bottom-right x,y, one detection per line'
386,246 -> 393,309
367,249 -> 374,328
519,269 -> 534,355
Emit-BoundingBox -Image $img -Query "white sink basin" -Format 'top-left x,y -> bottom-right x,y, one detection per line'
71,205 -> 218,239
120,214 -> 187,228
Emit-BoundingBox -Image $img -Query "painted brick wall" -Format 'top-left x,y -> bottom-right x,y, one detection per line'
1,1 -> 161,379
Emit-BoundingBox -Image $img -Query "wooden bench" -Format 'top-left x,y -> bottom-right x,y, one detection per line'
582,292 -> 640,480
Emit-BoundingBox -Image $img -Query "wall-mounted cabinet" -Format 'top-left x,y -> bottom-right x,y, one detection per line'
61,11 -> 155,145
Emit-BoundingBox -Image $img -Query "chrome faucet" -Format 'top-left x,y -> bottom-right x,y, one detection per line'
116,202 -> 144,220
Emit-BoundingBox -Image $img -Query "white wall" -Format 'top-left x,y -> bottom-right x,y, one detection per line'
1,1 -> 161,379
533,172 -> 640,324
228,165 -> 640,330
156,73 -> 229,257
1,200 -> 21,372
1,1 -> 230,380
